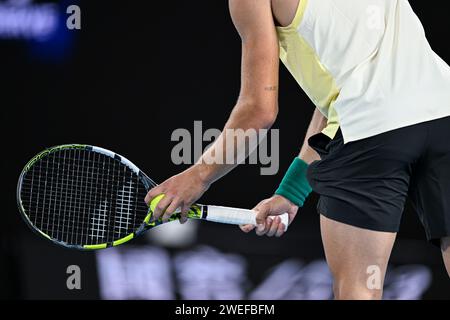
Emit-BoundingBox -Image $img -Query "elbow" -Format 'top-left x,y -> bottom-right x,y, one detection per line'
234,100 -> 279,128
257,104 -> 278,128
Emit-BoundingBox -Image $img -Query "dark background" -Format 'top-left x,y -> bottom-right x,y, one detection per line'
1,0 -> 449,299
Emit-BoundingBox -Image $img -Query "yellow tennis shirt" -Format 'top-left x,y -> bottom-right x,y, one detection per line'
277,0 -> 450,143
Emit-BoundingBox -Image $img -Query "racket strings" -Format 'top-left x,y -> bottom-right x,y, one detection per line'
20,148 -> 148,246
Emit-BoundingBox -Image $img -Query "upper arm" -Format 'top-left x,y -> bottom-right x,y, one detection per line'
229,0 -> 279,111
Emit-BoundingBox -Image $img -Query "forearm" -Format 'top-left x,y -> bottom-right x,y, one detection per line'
193,101 -> 277,185
274,108 -> 325,207
299,108 -> 327,164
189,0 -> 279,187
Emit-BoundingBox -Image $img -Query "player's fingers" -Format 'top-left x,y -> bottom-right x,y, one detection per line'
151,195 -> 172,221
144,187 -> 164,205
254,204 -> 270,228
162,199 -> 181,223
256,217 -> 272,236
275,222 -> 285,238
266,216 -> 280,237
179,216 -> 188,224
179,205 -> 190,224
239,224 -> 255,233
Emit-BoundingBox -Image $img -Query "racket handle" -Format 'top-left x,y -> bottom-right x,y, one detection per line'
204,205 -> 289,232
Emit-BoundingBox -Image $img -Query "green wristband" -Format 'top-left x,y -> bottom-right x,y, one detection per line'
275,158 -> 312,207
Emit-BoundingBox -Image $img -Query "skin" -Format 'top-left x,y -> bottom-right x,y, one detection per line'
145,0 -> 280,224
146,0 -> 450,298
320,216 -> 396,299
442,237 -> 450,277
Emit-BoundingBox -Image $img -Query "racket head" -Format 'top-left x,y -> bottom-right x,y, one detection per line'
16,144 -> 192,250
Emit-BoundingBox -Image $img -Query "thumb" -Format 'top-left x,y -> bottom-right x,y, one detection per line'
254,205 -> 270,228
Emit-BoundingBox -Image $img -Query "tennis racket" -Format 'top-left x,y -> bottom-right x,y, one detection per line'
17,145 -> 289,250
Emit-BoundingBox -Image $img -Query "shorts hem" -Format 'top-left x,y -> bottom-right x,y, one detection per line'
318,197 -> 400,234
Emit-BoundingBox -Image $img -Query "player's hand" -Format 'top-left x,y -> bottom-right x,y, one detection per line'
240,195 -> 298,237
144,166 -> 210,224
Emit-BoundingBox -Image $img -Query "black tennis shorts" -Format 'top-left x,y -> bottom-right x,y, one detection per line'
307,116 -> 450,246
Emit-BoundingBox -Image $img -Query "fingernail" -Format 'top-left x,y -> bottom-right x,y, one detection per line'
257,224 -> 264,232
